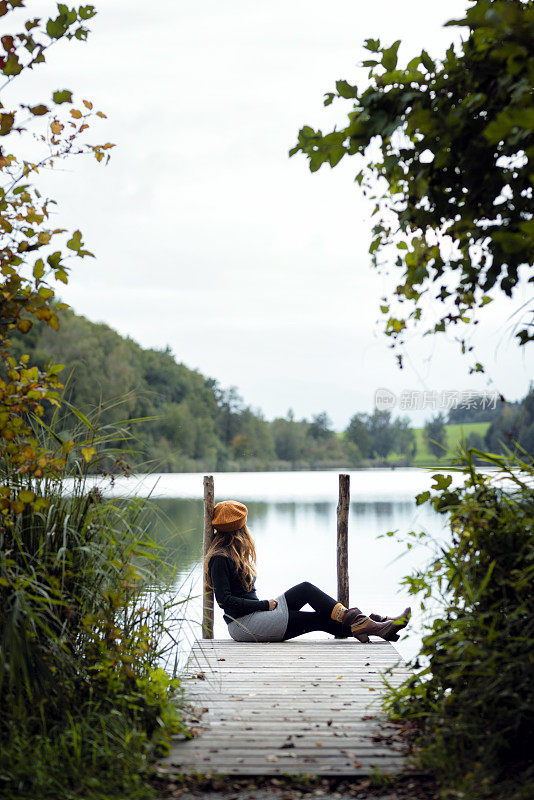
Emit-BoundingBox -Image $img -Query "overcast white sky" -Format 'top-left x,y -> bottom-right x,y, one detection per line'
8,1 -> 533,428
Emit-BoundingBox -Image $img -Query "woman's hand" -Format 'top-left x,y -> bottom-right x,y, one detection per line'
268,599 -> 278,610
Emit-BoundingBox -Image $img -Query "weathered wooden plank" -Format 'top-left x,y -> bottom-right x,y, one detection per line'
164,638 -> 410,777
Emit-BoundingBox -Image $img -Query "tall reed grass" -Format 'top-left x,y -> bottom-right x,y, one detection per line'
0,407 -> 190,799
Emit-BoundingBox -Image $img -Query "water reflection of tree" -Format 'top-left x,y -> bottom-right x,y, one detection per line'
147,500 -> 272,578
147,499 -> 203,578
352,501 -> 413,520
144,498 -> 419,582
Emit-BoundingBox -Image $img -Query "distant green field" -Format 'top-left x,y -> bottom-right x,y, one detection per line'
410,421 -> 490,466
338,421 -> 492,466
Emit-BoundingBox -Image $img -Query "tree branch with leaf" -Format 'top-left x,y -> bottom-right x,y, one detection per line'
0,1 -> 112,517
291,0 -> 534,371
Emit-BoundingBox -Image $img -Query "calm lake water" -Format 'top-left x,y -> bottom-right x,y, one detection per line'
89,468 -> 467,663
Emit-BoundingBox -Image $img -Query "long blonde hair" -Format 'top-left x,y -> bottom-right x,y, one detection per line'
204,525 -> 257,591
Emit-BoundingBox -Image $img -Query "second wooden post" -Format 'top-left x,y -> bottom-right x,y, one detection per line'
337,473 -> 350,610
202,475 -> 215,639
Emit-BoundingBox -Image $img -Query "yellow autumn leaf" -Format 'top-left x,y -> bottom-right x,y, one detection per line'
51,120 -> 63,134
81,446 -> 96,463
33,497 -> 50,512
18,489 -> 36,503
38,232 -> 51,244
70,109 -> 82,119
83,99 -> 93,109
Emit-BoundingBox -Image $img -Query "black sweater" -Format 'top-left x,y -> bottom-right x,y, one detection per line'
209,554 -> 270,623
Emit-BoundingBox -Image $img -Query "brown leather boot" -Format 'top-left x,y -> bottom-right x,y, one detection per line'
370,609 -> 411,626
331,604 -> 390,642
369,614 -> 400,641
350,607 -> 411,643
369,613 -> 389,622
331,604 -> 410,643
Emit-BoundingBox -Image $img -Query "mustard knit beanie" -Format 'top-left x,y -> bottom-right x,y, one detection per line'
211,500 -> 248,533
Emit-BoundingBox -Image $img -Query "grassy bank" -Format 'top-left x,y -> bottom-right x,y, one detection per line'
409,421 -> 490,466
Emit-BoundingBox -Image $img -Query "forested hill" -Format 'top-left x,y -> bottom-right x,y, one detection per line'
9,309 -> 348,472
10,309 -> 533,472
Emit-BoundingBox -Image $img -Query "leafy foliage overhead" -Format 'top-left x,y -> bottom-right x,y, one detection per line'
291,0 -> 534,368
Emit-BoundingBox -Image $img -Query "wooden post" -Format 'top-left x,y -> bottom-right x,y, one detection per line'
202,475 -> 215,639
337,473 -> 350,610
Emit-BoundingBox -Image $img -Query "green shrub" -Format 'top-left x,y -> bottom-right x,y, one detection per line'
384,450 -> 534,799
0,472 -> 187,799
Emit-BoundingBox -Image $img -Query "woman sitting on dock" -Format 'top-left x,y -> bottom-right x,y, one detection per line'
205,500 -> 410,644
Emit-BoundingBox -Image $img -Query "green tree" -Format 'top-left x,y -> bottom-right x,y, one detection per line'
485,386 -> 534,455
215,385 -> 244,446
448,394 -> 503,424
232,408 -> 275,462
345,413 -> 372,461
425,412 -> 448,458
291,0 -> 534,371
271,415 -> 307,463
466,430 -> 485,450
369,409 -> 395,458
392,415 -> 416,457
308,411 -> 334,441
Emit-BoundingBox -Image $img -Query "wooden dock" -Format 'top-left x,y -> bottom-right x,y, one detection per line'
163,638 -> 412,777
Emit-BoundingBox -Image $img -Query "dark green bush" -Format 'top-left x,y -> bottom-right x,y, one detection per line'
384,451 -> 534,799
